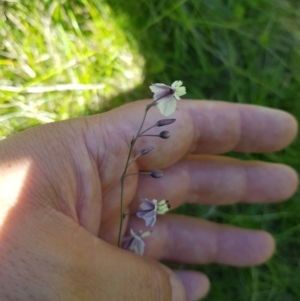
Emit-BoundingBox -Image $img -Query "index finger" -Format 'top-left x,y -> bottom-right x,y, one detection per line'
87,99 -> 297,170
185,100 -> 297,154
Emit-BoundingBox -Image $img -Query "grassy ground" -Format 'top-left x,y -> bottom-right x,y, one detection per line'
1,0 -> 299,300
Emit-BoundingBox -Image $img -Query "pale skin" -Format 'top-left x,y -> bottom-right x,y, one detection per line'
0,100 -> 298,301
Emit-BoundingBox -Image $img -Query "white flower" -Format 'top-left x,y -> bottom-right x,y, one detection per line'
122,229 -> 151,256
136,199 -> 170,227
149,80 -> 186,116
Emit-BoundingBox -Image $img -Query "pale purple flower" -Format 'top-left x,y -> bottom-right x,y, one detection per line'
122,229 -> 150,256
149,80 -> 186,116
137,199 -> 170,227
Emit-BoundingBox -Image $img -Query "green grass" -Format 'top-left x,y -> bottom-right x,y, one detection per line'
1,0 -> 300,300
0,0 -> 144,138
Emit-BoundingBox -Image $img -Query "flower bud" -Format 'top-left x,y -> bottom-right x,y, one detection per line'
150,170 -> 163,178
156,119 -> 176,127
139,145 -> 155,156
159,131 -> 170,139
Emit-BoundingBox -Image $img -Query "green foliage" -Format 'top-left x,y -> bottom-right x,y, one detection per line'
1,0 -> 299,300
0,0 -> 143,138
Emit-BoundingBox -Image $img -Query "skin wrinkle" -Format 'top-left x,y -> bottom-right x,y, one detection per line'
150,264 -> 164,301
188,102 -> 199,155
30,124 -> 79,218
75,158 -> 101,234
10,131 -> 60,210
179,161 -> 193,206
215,227 -> 236,265
1,251 -> 56,301
31,161 -> 61,210
173,104 -> 194,160
95,114 -> 130,187
239,161 -> 248,203
162,216 -> 219,264
63,122 -> 102,233
161,215 -> 173,260
199,223 -> 218,264
188,101 -> 241,154
232,104 -> 243,151
244,163 -> 263,203
235,105 -> 267,151
186,156 -> 246,205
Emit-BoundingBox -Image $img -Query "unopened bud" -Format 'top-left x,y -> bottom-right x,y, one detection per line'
140,145 -> 155,156
156,119 -> 176,127
150,170 -> 163,178
159,131 -> 170,139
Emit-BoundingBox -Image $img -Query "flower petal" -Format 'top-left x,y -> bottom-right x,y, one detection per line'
136,211 -> 147,218
146,216 -> 156,227
122,236 -> 133,250
175,86 -> 186,97
122,229 -> 150,256
138,210 -> 157,226
149,84 -> 171,94
157,95 -> 177,116
150,83 -> 170,91
140,199 -> 156,211
171,80 -> 182,88
134,239 -> 145,256
150,84 -> 174,101
143,210 -> 156,219
174,93 -> 181,100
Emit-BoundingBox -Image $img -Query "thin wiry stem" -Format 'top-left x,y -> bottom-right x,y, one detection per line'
117,104 -> 152,247
138,124 -> 157,136
118,94 -> 172,247
125,171 -> 152,177
139,134 -> 159,137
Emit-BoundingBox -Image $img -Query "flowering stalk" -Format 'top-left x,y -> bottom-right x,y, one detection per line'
118,105 -> 152,247
118,80 -> 186,250
118,98 -> 164,246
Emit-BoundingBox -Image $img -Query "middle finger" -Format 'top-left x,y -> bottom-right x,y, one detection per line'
134,155 -> 297,209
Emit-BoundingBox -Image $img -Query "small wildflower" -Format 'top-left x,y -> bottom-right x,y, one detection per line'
156,119 -> 176,127
129,145 -> 156,165
140,145 -> 155,156
136,170 -> 163,178
159,131 -> 170,139
137,199 -> 171,227
150,170 -> 163,178
149,81 -> 186,116
122,229 -> 151,256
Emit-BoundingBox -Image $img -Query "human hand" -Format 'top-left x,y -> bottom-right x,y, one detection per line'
0,100 -> 297,301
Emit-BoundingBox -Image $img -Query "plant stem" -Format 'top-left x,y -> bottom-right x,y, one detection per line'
117,105 -> 152,247
139,124 -> 157,136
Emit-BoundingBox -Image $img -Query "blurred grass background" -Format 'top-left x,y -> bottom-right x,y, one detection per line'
0,0 -> 299,300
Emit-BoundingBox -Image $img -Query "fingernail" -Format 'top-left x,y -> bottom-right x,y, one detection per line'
170,273 -> 185,301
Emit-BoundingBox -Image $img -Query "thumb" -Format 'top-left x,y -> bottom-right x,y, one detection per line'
92,240 -> 186,301
55,211 -> 187,301
0,205 -> 185,301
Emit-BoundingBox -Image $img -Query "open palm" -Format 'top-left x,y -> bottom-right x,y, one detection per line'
0,99 -> 297,301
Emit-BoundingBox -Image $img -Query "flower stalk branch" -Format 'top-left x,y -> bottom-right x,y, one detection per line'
119,80 -> 186,254
118,105 -> 152,247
